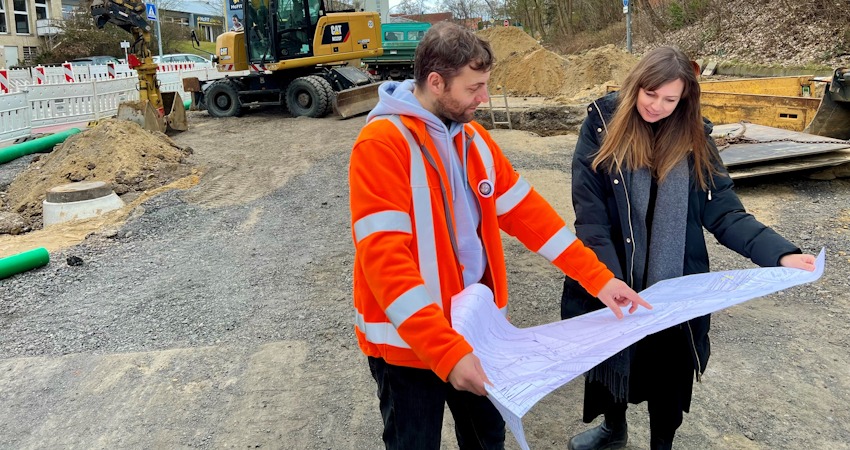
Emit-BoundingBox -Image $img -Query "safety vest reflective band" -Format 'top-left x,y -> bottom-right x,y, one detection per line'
355,311 -> 410,348
385,284 -> 435,326
495,175 -> 532,215
469,128 -> 495,181
353,210 -> 412,243
355,284 -> 435,349
539,226 -> 578,262
380,115 -> 443,306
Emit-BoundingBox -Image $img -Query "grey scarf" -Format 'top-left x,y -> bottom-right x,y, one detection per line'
586,157 -> 689,401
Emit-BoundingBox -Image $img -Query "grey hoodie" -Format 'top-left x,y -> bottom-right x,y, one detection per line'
367,80 -> 485,288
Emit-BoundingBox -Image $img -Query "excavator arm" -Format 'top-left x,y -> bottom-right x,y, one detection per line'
90,0 -> 187,132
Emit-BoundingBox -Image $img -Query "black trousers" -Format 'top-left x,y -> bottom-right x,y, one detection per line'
584,326 -> 695,444
368,357 -> 506,450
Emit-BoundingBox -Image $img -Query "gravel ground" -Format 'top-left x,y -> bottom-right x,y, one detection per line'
1,110 -> 848,449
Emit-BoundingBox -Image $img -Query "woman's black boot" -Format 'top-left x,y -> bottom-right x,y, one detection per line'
567,417 -> 628,450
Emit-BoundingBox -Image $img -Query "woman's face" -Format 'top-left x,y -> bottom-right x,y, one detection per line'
636,78 -> 684,123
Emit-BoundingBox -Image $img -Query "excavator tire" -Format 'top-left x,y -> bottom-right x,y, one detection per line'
306,75 -> 335,116
206,79 -> 243,118
285,76 -> 330,118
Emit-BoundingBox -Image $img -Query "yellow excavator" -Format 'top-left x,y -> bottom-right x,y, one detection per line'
183,0 -> 383,119
90,0 -> 187,133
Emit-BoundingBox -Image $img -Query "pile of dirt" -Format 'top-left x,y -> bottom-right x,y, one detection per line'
481,27 -> 639,101
490,48 -> 570,97
556,44 -> 640,102
3,119 -> 194,230
478,25 -> 542,61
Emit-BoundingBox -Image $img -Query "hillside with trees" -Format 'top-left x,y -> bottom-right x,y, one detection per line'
407,0 -> 850,69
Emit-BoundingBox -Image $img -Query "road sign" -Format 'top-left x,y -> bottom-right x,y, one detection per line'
120,40 -> 130,49
623,0 -> 628,6
146,3 -> 157,21
503,19 -> 509,26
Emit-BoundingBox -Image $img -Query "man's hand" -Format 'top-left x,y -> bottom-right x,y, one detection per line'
596,278 -> 652,319
447,353 -> 491,396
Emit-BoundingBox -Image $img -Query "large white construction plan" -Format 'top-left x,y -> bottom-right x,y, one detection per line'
450,249 -> 825,450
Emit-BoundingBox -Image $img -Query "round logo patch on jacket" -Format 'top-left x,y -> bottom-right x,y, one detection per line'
477,180 -> 494,198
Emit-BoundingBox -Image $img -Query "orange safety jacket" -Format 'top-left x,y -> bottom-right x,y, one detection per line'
349,114 -> 615,381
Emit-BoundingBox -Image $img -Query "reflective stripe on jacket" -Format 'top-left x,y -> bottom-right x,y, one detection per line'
349,114 -> 615,380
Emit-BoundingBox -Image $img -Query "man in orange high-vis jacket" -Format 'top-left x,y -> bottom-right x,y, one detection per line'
349,22 -> 652,450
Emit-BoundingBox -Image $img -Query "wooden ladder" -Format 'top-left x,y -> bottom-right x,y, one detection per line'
487,88 -> 512,130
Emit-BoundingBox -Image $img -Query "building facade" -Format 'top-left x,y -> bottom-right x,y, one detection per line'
0,0 -> 62,67
0,0 -> 223,68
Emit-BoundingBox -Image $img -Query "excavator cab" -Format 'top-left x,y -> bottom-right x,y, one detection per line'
243,0 -> 324,61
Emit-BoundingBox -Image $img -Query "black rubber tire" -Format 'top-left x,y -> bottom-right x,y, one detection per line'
306,75 -> 335,116
285,76 -> 330,118
206,80 -> 242,118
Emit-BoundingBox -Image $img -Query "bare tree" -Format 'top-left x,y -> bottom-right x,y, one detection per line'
439,0 -> 487,21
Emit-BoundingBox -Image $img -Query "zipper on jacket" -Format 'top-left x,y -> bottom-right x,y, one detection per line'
707,189 -> 712,201
419,143 -> 462,262
686,321 -> 703,382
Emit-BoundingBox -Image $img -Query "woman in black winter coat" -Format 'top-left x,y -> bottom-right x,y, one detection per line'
561,46 -> 816,450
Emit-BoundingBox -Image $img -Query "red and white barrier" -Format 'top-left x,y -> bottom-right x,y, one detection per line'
107,62 -> 116,79
34,66 -> 47,85
0,70 -> 8,94
157,62 -> 197,72
62,63 -> 75,83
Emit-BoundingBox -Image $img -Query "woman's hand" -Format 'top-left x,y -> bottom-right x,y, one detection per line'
780,253 -> 816,271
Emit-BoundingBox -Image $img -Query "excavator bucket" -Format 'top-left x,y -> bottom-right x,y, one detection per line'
333,82 -> 382,119
115,94 -> 188,133
117,100 -> 165,133
162,91 -> 188,132
804,69 -> 850,140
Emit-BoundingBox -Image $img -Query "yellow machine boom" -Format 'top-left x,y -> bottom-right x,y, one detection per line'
90,0 -> 187,132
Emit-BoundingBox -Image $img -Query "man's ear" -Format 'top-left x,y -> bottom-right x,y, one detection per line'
426,71 -> 445,95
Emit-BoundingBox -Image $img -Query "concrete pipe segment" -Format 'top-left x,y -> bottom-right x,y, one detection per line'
0,128 -> 82,165
0,247 -> 49,280
42,180 -> 125,226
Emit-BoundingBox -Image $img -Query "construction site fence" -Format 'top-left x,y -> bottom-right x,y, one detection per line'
0,63 -> 222,145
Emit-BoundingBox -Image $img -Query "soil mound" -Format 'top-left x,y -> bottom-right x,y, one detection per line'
482,27 -> 639,101
557,44 -> 640,102
478,26 -> 542,62
490,49 -> 570,97
5,119 -> 194,229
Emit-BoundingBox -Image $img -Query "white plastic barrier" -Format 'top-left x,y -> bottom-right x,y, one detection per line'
0,63 -> 232,145
27,77 -> 139,129
0,91 -> 31,143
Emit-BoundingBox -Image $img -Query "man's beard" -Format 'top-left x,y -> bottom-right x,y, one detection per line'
435,92 -> 477,124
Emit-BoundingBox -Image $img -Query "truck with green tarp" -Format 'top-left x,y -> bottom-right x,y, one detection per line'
362,22 -> 431,81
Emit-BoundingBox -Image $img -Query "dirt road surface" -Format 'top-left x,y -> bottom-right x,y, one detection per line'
1,109 -> 849,449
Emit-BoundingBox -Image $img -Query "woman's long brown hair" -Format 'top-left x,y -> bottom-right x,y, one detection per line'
592,46 -> 715,189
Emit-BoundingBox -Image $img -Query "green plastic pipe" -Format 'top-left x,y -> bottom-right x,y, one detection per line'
0,128 -> 81,165
184,99 -> 192,110
0,247 -> 49,280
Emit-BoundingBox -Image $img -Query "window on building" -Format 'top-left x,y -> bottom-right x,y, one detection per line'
35,0 -> 48,20
23,46 -> 37,64
0,1 -> 7,34
164,16 -> 189,26
13,0 -> 29,34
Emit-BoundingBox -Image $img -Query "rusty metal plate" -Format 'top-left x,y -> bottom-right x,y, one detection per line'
727,148 -> 850,179
714,123 -> 850,167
